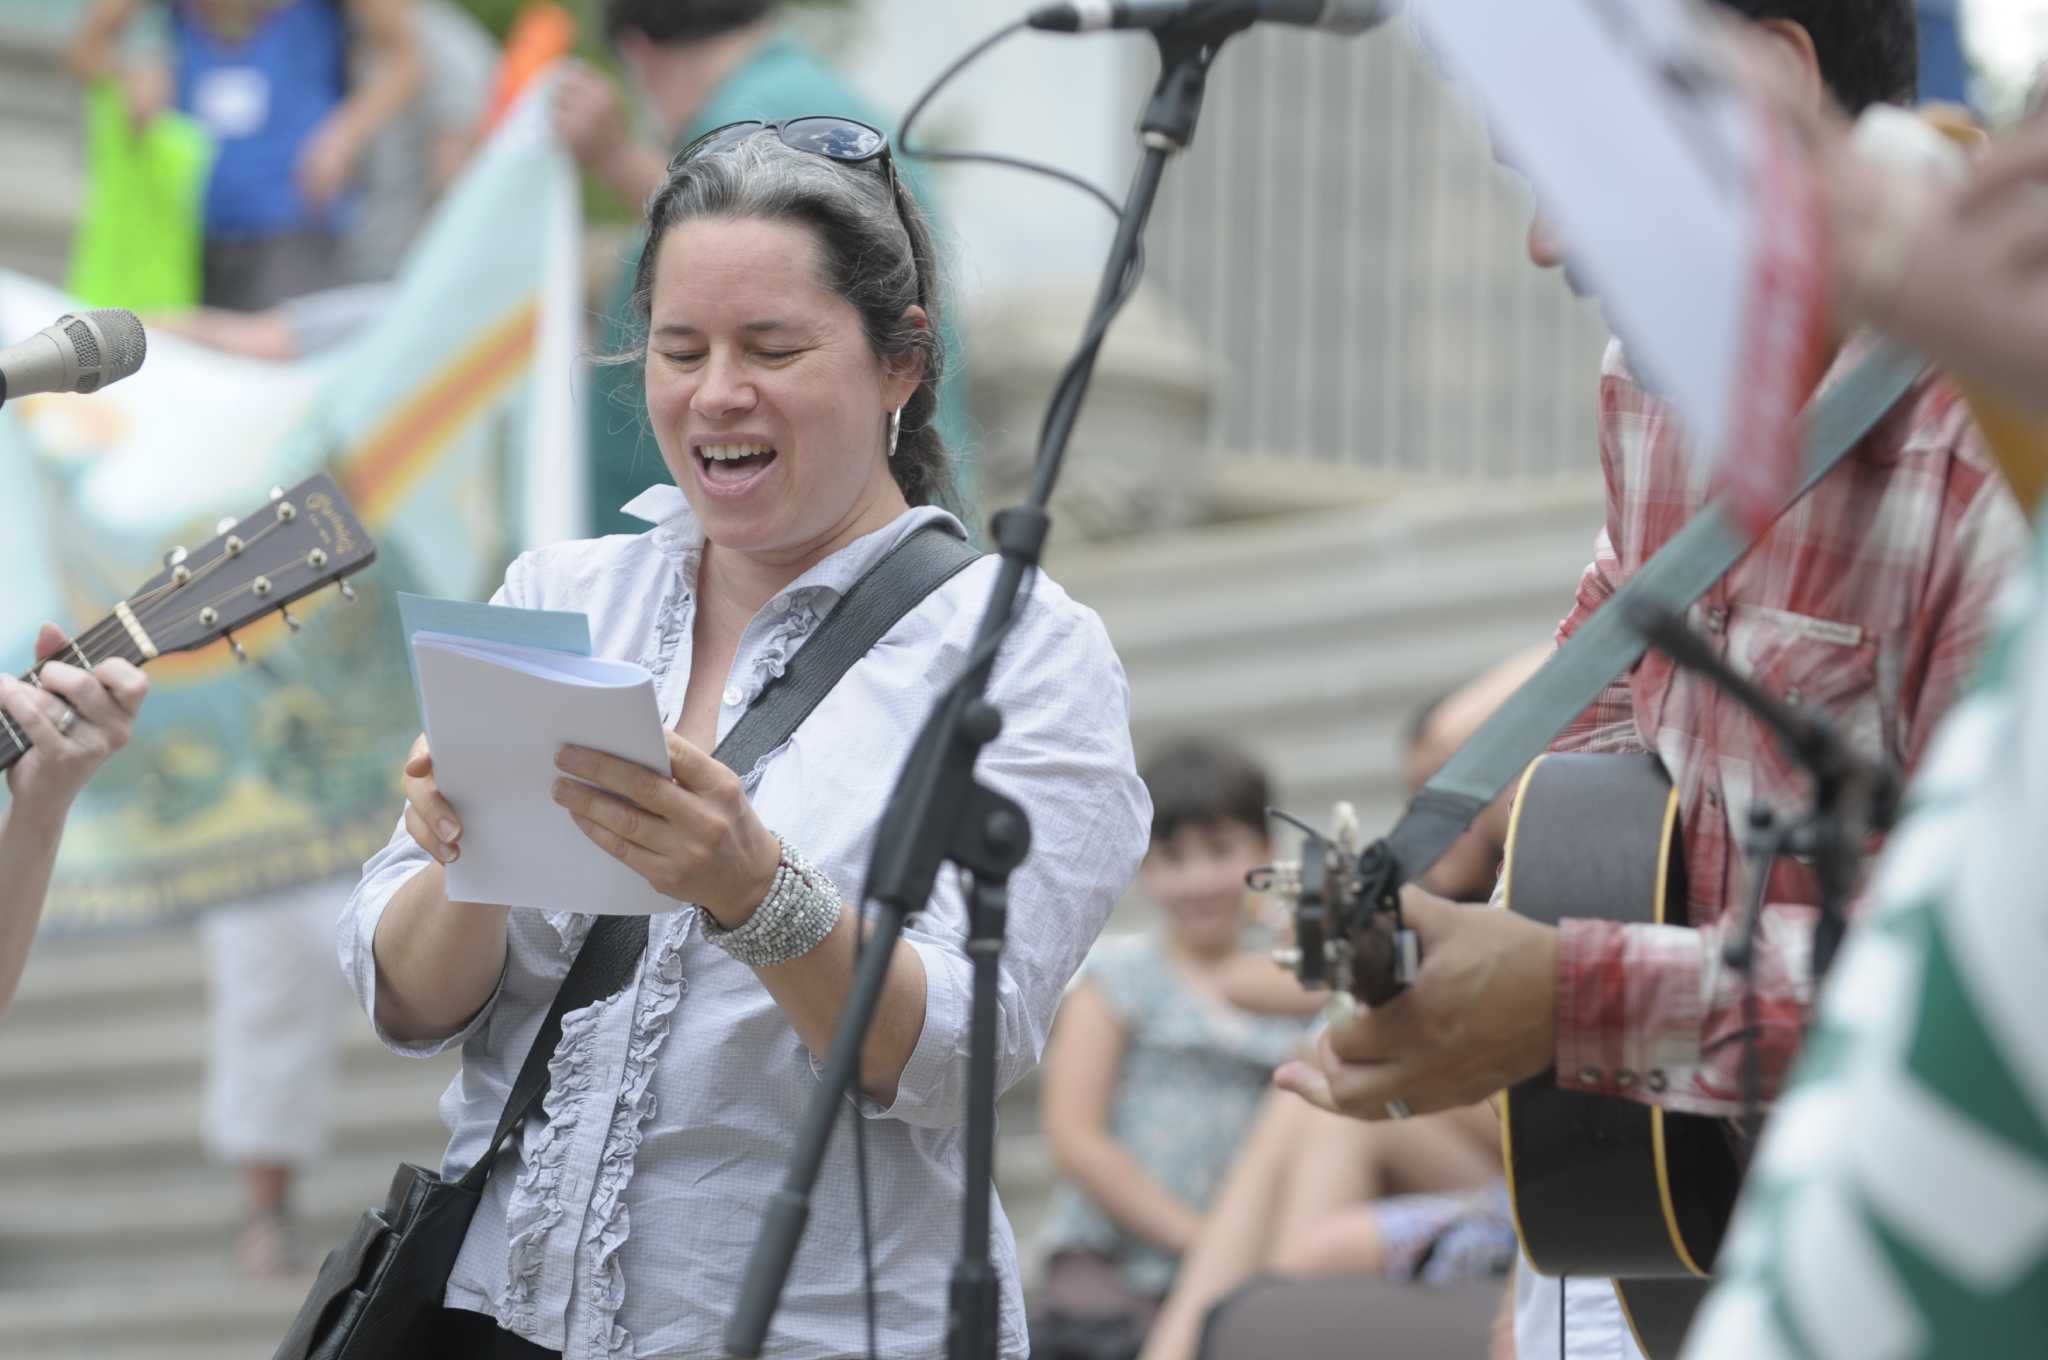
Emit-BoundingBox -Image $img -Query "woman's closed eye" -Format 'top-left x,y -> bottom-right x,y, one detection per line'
659,347 -> 803,367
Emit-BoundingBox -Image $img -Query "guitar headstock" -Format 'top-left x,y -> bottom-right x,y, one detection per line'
1248,801 -> 1418,1007
116,474 -> 376,658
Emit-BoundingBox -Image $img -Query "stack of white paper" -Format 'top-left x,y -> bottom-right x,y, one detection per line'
412,631 -> 681,914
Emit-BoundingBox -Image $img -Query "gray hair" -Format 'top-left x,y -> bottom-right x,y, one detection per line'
622,133 -> 954,509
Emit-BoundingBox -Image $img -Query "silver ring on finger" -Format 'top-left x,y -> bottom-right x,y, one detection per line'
1384,1098 -> 1412,1120
55,706 -> 79,738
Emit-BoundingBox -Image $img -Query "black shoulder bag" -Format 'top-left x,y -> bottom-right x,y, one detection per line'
275,523 -> 980,1360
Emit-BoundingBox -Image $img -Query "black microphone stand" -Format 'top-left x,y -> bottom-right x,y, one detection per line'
724,17 -> 1247,1360
1625,602 -> 1901,989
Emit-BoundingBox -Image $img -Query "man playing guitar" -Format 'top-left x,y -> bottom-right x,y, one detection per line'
1274,3 -> 2032,1355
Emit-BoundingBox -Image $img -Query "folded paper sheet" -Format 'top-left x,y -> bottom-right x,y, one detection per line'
412,630 -> 680,915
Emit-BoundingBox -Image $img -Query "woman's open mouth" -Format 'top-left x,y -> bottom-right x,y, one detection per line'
695,441 -> 780,493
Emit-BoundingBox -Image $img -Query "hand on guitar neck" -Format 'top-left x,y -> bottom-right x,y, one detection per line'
0,622 -> 150,1017
0,623 -> 148,813
1274,884 -> 1559,1121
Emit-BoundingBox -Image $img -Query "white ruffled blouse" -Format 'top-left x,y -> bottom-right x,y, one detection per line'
339,490 -> 1150,1358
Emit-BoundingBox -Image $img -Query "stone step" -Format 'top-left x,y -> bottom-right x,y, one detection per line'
1051,480 -> 1598,610
0,1004 -> 420,1101
0,1151 -> 436,1289
0,1276 -> 317,1358
7,929 -> 209,1023
1123,610 -> 1557,748
0,1059 -> 454,1184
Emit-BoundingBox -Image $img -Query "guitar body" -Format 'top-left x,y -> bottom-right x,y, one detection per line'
1498,753 -> 1743,1357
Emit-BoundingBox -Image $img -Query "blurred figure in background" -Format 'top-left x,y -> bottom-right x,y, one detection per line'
67,0 -> 422,311
1134,647 -> 1546,1360
344,0 -> 496,284
0,629 -> 147,1016
556,0 -> 970,536
1033,739 -> 1320,1360
151,0 -> 498,347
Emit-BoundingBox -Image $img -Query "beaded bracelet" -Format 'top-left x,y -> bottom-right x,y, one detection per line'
699,838 -> 842,969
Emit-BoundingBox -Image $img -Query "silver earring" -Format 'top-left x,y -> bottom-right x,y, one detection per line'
888,407 -> 902,458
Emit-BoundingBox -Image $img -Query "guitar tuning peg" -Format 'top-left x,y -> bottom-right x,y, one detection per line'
338,580 -> 358,603
164,546 -> 188,568
216,516 -> 238,535
226,633 -> 249,664
281,607 -> 302,633
269,485 -> 286,501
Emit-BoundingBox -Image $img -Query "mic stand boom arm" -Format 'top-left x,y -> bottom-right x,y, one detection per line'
722,16 -> 1248,1360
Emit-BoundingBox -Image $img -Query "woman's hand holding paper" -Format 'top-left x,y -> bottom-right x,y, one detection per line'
401,733 -> 463,865
553,731 -> 783,924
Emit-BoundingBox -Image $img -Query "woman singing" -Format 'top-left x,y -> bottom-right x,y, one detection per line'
341,119 -> 1149,1358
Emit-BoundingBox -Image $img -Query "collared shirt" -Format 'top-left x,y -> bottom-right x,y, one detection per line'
340,490 -> 1150,1358
1512,341 -> 2027,1358
1681,509 -> 2048,1356
1540,338 -> 2027,1119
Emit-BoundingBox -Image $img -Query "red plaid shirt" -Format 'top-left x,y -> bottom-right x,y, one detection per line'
1544,339 -> 2029,1119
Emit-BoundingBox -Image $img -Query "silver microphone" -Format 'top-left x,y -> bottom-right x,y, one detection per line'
1026,0 -> 1397,37
0,309 -> 148,408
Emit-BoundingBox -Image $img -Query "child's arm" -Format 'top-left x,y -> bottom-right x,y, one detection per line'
1212,951 -> 1328,1017
1041,980 -> 1205,1254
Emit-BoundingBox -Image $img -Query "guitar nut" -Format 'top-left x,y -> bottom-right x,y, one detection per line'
1578,1066 -> 1603,1086
1645,1069 -> 1669,1093
1614,1069 -> 1637,1088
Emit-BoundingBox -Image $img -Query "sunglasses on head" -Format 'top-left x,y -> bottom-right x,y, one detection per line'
671,118 -> 922,303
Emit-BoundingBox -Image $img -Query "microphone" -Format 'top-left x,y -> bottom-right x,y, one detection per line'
1027,0 -> 1395,36
0,309 -> 148,409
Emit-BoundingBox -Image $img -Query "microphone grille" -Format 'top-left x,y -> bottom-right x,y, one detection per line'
89,308 -> 148,383
62,316 -> 103,388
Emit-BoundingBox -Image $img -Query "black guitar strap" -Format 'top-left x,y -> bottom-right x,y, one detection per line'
1386,343 -> 1927,888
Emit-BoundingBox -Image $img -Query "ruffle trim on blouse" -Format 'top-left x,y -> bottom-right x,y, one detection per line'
494,994 -> 607,1332
743,591 -> 823,700
582,915 -> 691,1358
638,536 -> 700,692
543,911 -> 593,958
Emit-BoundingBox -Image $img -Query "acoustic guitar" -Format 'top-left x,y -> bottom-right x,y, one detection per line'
0,473 -> 376,771
1497,751 -> 1745,1358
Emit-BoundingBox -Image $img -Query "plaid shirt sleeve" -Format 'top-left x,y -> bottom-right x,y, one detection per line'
1551,406 -> 2032,1119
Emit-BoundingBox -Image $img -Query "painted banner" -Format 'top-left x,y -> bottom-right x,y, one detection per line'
0,80 -> 586,930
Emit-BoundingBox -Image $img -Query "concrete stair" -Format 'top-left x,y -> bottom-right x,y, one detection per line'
1048,477 -> 1604,837
0,930 -> 457,1359
0,8 -> 87,287
0,477 -> 1601,1356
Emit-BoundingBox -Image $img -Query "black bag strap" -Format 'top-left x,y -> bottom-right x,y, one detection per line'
460,521 -> 981,1188
1385,343 -> 1928,886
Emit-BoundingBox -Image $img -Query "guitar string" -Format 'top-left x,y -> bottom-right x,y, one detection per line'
9,510 -> 303,699
3,510 -> 336,764
0,617 -> 134,763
